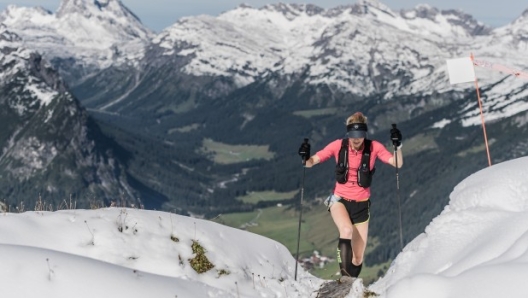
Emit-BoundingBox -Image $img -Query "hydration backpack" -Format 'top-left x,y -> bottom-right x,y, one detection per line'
335,139 -> 376,188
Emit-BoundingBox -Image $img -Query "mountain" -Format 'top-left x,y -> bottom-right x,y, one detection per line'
1,0 -> 528,269
3,1 -> 526,120
0,0 -> 228,215
73,1 -> 488,113
0,0 -> 152,81
0,25 -> 145,210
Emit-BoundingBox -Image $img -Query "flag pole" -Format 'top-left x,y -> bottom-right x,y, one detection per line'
470,53 -> 492,167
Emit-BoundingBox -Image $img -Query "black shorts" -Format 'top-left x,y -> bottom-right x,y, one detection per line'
339,199 -> 371,225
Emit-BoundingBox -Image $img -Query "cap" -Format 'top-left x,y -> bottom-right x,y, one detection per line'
346,123 -> 368,139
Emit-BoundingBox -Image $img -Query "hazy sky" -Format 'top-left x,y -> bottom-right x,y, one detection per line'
0,0 -> 526,32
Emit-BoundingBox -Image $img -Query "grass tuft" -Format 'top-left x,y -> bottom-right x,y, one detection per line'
364,289 -> 380,297
217,269 -> 230,277
189,240 -> 215,273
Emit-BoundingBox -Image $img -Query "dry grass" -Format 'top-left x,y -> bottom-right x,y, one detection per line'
189,240 -> 215,274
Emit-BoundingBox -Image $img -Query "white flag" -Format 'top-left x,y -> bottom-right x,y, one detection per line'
446,57 -> 476,84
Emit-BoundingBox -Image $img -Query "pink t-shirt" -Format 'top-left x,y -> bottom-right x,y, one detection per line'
315,139 -> 393,201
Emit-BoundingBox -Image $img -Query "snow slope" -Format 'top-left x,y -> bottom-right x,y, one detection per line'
370,156 -> 528,297
0,208 -> 319,298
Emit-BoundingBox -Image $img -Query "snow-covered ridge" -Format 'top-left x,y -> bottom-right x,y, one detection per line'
0,208 -> 319,297
153,1 -> 488,94
2,0 -> 528,127
370,156 -> 528,297
0,26 -> 58,110
0,0 -> 152,68
1,0 -> 524,95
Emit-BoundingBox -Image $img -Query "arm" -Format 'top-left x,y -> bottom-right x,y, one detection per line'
303,139 -> 340,168
304,155 -> 321,168
388,147 -> 403,168
374,140 -> 403,168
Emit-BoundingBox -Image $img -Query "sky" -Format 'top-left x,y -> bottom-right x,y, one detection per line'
2,155 -> 528,297
0,0 -> 526,32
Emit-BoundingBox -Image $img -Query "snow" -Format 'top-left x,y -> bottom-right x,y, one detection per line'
432,118 -> 451,128
0,32 -> 59,113
24,77 -> 58,106
0,1 -> 152,69
2,156 -> 528,297
0,208 -> 320,298
148,2 -> 528,129
370,156 -> 528,297
152,1 -> 501,103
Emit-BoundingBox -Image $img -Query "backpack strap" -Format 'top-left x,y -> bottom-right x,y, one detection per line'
335,139 -> 349,184
361,139 -> 372,169
338,138 -> 348,170
357,139 -> 376,188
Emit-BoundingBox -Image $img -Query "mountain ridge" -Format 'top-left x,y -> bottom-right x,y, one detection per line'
0,26 -> 144,209
1,0 -> 526,107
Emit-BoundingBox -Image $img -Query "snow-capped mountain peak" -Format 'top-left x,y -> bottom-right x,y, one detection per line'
151,1 -> 502,96
509,8 -> 528,28
0,0 -> 152,70
56,0 -> 143,30
53,0 -> 151,47
0,5 -> 55,27
360,0 -> 395,15
2,0 -> 527,127
260,3 -> 325,19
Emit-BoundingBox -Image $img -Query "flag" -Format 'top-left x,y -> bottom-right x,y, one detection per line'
446,57 -> 476,84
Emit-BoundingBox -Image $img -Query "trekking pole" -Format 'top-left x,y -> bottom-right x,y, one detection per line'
294,165 -> 306,281
295,138 -> 310,281
391,124 -> 404,250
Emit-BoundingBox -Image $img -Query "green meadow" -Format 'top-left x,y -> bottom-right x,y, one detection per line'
200,138 -> 275,164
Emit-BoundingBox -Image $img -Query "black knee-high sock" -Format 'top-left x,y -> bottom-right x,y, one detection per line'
349,262 -> 362,278
337,238 -> 352,276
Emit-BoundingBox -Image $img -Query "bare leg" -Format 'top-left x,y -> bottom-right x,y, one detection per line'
330,202 -> 353,238
351,222 -> 369,266
330,202 -> 353,275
